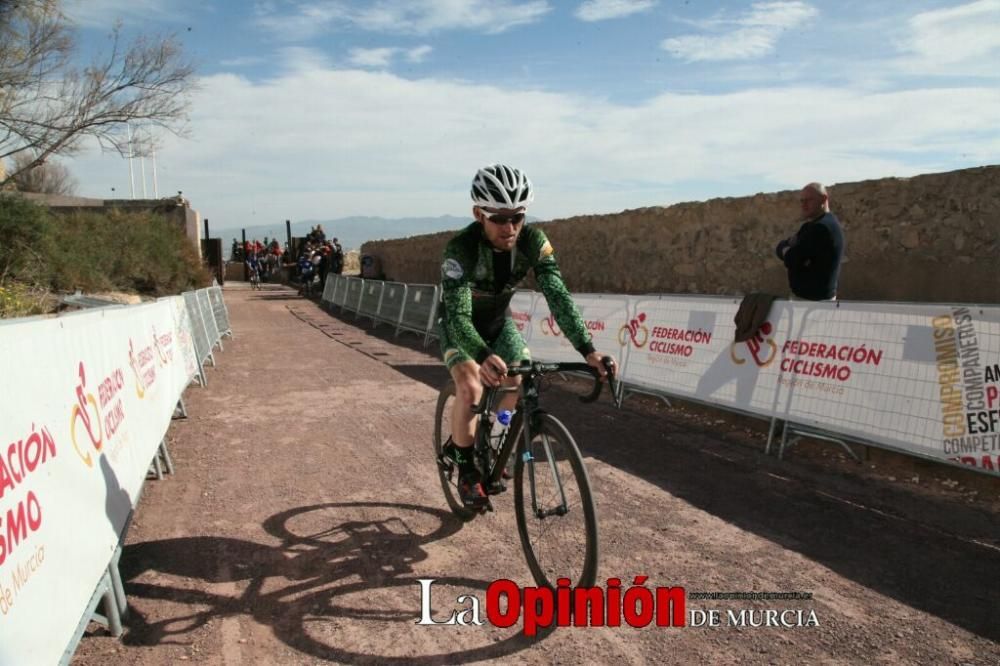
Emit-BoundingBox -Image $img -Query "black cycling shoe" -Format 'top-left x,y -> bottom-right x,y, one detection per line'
458,471 -> 489,508
443,441 -> 480,471
442,440 -> 465,464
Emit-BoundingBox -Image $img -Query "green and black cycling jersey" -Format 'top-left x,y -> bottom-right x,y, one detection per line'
439,221 -> 594,364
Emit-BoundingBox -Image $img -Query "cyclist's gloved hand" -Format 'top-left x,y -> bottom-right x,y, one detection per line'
585,351 -> 616,382
479,354 -> 507,387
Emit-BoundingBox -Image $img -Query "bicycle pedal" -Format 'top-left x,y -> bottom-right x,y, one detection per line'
436,454 -> 455,475
486,480 -> 506,495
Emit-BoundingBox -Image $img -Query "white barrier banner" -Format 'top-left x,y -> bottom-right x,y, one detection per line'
165,295 -> 200,382
526,293 -> 632,364
619,296 -> 1000,476
510,291 -> 537,348
773,301 -> 1000,475
0,300 -> 194,663
622,295 -> 781,412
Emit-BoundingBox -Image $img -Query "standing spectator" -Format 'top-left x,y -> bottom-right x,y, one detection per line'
231,238 -> 240,261
331,237 -> 344,274
317,244 -> 330,285
775,182 -> 844,301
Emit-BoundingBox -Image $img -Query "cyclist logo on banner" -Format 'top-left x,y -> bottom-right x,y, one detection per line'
129,338 -> 148,399
71,361 -> 103,467
152,325 -> 170,366
731,321 -> 778,367
539,314 -> 562,337
618,312 -> 649,349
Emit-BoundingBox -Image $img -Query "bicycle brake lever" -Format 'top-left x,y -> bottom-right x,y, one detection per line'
603,357 -> 623,409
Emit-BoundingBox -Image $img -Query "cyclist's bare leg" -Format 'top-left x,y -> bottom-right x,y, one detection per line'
449,361 -> 481,447
496,385 -> 519,415
449,361 -> 520,448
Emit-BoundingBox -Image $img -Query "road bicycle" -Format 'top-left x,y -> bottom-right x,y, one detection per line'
434,358 -> 619,590
248,266 -> 261,290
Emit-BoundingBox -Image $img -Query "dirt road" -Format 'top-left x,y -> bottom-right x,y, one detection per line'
71,283 -> 1000,665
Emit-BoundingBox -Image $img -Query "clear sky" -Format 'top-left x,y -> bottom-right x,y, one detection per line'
60,0 -> 1000,230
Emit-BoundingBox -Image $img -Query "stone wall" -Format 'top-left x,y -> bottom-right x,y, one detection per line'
361,165 -> 1000,304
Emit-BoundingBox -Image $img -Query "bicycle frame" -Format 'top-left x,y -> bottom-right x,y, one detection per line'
471,360 -> 617,514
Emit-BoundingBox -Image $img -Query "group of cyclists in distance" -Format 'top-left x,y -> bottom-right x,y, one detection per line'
233,227 -> 345,293
232,237 -> 284,288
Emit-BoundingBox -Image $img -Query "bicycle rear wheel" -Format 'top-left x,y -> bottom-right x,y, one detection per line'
513,413 -> 598,589
433,380 -> 478,521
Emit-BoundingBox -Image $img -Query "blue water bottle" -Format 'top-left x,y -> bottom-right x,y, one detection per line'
491,409 -> 513,442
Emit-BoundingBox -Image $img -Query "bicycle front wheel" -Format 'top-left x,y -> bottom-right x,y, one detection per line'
514,413 -> 598,590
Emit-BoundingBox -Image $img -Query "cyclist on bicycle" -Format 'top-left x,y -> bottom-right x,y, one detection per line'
246,252 -> 261,285
439,163 -> 615,508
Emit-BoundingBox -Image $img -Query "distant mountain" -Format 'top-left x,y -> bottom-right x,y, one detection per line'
213,215 -> 472,252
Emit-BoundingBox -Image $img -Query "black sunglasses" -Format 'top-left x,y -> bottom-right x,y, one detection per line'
481,210 -> 525,225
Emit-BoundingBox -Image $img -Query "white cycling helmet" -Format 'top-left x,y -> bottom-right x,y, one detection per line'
470,163 -> 533,210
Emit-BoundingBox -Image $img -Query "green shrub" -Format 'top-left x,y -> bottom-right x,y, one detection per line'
48,207 -> 211,295
0,196 -> 211,316
0,195 -> 55,285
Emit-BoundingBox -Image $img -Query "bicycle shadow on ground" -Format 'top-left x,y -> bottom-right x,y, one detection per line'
538,383 -> 1000,644
117,501 -> 553,664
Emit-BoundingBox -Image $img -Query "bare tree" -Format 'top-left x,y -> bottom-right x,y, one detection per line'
0,0 -> 195,188
9,150 -> 76,194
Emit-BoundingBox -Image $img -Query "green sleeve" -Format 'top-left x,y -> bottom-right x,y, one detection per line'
529,230 -> 595,357
440,239 -> 492,362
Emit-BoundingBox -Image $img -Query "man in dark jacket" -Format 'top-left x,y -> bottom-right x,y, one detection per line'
776,182 -> 844,301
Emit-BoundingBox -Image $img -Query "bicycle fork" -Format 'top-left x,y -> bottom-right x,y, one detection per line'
522,417 -> 570,519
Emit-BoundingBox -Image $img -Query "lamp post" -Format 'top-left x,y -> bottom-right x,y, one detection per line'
126,122 -> 136,199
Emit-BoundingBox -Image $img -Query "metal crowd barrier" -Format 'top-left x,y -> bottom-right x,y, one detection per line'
209,285 -> 233,339
183,291 -> 214,370
320,275 -> 439,347
322,275 -> 336,302
399,283 -> 439,346
344,277 -> 364,313
377,282 -> 407,329
332,274 -> 349,308
179,287 -> 234,386
197,289 -> 222,352
359,280 -> 384,324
